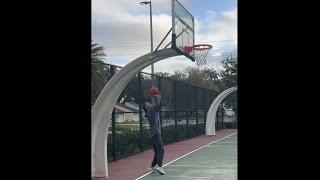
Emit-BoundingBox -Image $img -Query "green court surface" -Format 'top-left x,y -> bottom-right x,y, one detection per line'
138,134 -> 237,180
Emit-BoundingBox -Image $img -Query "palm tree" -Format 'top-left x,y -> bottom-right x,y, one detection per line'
92,42 -> 106,63
91,42 -> 109,105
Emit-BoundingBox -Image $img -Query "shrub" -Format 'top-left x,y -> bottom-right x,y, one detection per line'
107,123 -> 207,160
224,121 -> 237,129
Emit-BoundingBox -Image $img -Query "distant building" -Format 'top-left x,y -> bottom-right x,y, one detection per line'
221,104 -> 235,117
114,102 -> 139,123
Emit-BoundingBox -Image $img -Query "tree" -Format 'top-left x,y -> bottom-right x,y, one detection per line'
118,75 -> 140,104
170,71 -> 188,81
201,68 -> 219,82
185,67 -> 214,90
153,72 -> 172,109
92,42 -> 106,62
219,57 -> 237,90
219,56 -> 238,114
154,72 -> 171,78
201,67 -> 222,92
91,42 -> 109,105
223,91 -> 237,114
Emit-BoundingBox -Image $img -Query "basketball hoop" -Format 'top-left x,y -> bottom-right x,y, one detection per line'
184,44 -> 212,66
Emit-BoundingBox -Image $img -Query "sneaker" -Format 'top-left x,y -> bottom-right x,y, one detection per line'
155,166 -> 166,175
148,165 -> 158,173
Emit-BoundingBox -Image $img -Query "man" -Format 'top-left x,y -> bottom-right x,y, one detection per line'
143,88 -> 166,175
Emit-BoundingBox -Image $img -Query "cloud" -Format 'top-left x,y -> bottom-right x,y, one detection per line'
213,52 -> 221,56
92,0 -> 173,61
196,8 -> 237,46
207,10 -> 217,15
153,56 -> 197,74
206,48 -> 237,70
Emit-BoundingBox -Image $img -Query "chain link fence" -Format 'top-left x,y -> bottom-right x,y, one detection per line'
92,61 -> 236,161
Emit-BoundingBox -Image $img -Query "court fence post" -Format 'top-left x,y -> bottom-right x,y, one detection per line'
221,105 -> 224,129
138,72 -> 144,152
173,81 -> 178,141
195,87 -> 198,135
216,112 -> 218,130
110,65 -> 116,160
203,89 -> 206,134
158,76 -> 162,132
185,84 -> 189,138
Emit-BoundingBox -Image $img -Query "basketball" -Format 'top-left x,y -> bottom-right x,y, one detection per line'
149,87 -> 160,96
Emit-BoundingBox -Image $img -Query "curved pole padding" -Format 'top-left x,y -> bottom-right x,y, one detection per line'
91,48 -> 180,178
205,86 -> 237,135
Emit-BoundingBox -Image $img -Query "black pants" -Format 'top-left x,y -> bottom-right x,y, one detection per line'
150,134 -> 164,167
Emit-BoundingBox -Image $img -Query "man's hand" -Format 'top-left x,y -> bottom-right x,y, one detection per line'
154,94 -> 161,100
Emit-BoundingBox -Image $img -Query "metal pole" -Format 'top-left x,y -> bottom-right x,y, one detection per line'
158,76 -> 162,132
203,89 -> 206,134
195,87 -> 198,134
185,84 -> 189,138
171,0 -> 175,35
149,1 -> 155,86
110,65 -> 116,160
221,103 -> 224,129
138,73 -> 144,152
216,110 -> 218,130
173,81 -> 177,141
140,1 -> 154,86
111,109 -> 116,160
171,0 -> 176,48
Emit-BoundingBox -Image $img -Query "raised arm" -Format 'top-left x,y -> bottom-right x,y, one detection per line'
150,95 -> 161,112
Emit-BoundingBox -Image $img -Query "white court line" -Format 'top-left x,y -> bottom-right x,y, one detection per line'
164,168 -> 180,170
135,132 -> 237,180
166,176 -> 210,179
206,145 -> 237,148
167,165 -> 236,168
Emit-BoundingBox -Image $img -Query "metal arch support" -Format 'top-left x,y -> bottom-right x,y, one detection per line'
205,86 -> 237,135
91,48 -> 180,178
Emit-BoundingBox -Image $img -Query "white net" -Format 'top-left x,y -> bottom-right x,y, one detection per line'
194,49 -> 210,66
187,44 -> 212,66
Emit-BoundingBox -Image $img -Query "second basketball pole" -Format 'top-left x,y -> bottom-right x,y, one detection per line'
140,1 -> 155,86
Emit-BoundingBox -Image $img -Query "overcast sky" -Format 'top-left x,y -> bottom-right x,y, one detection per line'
92,0 -> 237,74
